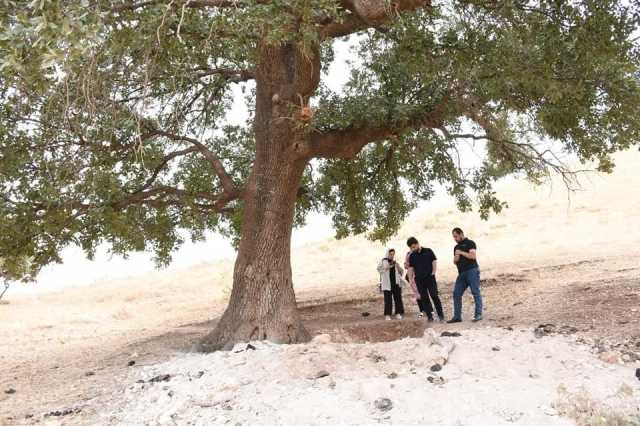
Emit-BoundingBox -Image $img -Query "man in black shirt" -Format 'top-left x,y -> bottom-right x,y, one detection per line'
448,227 -> 483,323
406,237 -> 445,322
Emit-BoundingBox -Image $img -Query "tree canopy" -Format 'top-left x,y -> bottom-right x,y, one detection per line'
1,0 -> 639,281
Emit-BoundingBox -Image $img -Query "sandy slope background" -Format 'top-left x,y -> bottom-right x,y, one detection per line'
1,150 -> 640,425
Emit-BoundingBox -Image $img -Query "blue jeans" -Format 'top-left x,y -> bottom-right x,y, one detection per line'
453,267 -> 483,320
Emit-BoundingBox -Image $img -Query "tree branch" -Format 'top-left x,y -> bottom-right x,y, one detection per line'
193,67 -> 255,82
133,146 -> 200,194
147,130 -> 239,196
307,95 -> 450,159
321,0 -> 433,39
110,0 -> 270,12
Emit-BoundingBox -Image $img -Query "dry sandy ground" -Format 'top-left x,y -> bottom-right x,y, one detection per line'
1,150 -> 639,424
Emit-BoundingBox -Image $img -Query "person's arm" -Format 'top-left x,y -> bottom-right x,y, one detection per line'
454,248 -> 477,260
463,249 -> 477,260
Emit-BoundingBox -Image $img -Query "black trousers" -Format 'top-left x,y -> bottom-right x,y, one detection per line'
416,275 -> 444,319
383,283 -> 405,316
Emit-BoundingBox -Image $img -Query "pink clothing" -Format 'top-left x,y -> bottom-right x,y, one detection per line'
404,252 -> 420,301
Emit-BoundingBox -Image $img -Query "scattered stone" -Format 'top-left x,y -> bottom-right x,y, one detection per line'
430,364 -> 442,372
492,346 -> 501,351
24,414 -> 33,419
441,331 -> 461,337
427,376 -> 446,385
149,374 -> 171,383
617,383 -> 633,396
44,408 -> 81,418
361,312 -> 370,317
168,390 -> 175,398
599,351 -> 621,364
136,379 -> 145,384
85,371 -> 95,377
387,372 -> 398,379
312,334 -> 331,344
528,371 -> 540,379
127,360 -> 136,367
534,324 -> 555,338
374,398 -> 393,412
367,352 -> 386,363
4,388 -> 16,394
312,370 -> 330,379
246,344 -> 256,351
195,371 -> 205,379
512,302 -> 522,306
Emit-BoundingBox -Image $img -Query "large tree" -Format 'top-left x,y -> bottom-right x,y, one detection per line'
1,0 -> 639,350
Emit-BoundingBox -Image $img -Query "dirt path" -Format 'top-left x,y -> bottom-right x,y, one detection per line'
1,255 -> 639,425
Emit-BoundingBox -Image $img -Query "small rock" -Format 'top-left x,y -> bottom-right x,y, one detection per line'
246,344 -> 256,351
312,334 -> 332,344
513,302 -> 522,306
312,370 -> 330,379
127,360 -> 136,367
599,351 -> 621,364
529,371 -> 540,379
430,364 -> 442,372
361,312 -> 370,317
136,379 -> 145,384
44,408 -> 81,418
195,371 -> 205,379
427,376 -> 446,385
387,372 -> 398,379
374,398 -> 393,412
368,352 -> 386,363
441,331 -> 461,337
492,346 -> 501,351
85,371 -> 95,377
168,390 -> 174,397
4,388 -> 16,395
149,374 -> 171,383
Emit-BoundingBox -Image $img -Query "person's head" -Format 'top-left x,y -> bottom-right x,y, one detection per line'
452,227 -> 465,243
406,237 -> 420,252
387,249 -> 395,260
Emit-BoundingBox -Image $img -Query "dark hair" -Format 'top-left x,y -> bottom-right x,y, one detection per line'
452,227 -> 464,235
406,237 -> 418,247
388,248 -> 395,253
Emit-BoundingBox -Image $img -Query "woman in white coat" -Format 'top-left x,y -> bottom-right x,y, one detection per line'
377,248 -> 406,320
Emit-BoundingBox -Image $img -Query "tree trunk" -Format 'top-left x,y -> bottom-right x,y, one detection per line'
199,40 -> 320,352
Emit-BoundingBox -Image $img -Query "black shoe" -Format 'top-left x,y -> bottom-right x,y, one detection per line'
447,318 -> 462,324
427,316 -> 435,322
472,316 -> 483,322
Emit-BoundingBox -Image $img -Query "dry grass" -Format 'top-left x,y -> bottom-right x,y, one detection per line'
554,387 -> 640,426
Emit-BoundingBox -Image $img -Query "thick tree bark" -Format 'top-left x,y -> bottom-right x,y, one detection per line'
199,39 -> 320,351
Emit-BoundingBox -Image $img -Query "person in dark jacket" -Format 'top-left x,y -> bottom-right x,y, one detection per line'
448,227 -> 483,323
406,237 -> 445,322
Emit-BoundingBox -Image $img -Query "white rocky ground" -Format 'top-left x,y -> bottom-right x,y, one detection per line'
93,327 -> 640,426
